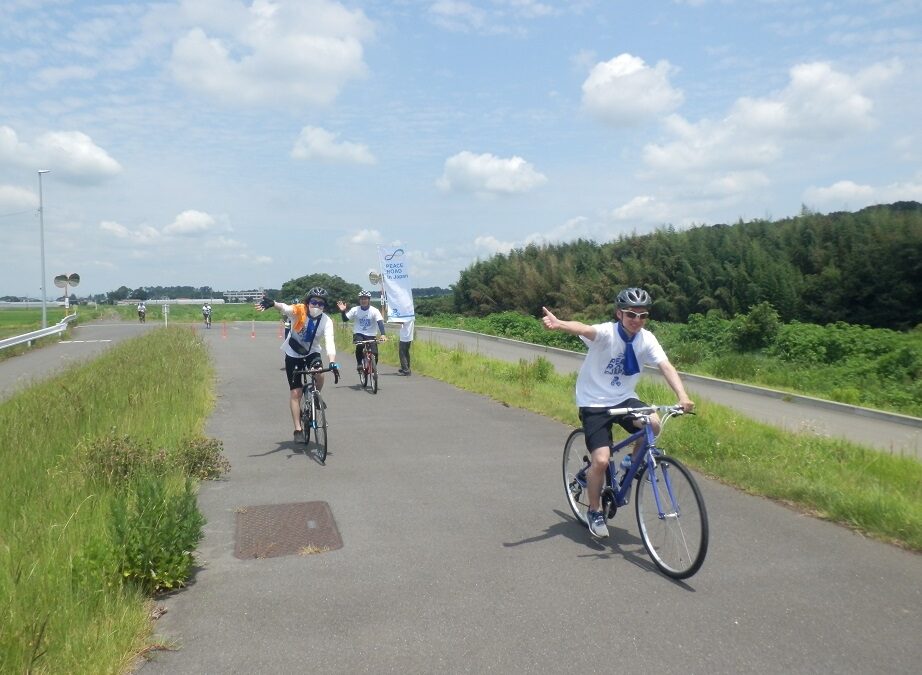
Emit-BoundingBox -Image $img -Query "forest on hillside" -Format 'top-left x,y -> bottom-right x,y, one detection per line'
451,202 -> 922,331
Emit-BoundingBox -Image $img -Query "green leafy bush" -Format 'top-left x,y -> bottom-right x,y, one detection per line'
111,473 -> 204,594
731,302 -> 780,351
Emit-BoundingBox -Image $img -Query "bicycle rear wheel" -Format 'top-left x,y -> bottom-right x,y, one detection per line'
371,356 -> 378,394
562,429 -> 591,526
312,391 -> 328,464
635,455 -> 708,579
300,393 -> 312,444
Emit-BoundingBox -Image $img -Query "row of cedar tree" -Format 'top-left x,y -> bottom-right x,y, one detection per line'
449,201 -> 922,331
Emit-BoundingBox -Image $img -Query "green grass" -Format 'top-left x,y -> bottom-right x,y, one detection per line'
420,313 -> 922,418
373,335 -> 922,551
0,326 -> 216,674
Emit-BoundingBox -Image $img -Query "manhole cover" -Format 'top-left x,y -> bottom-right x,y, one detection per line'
234,501 -> 342,559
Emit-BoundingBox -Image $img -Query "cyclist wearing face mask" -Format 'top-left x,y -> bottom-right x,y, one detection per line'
255,287 -> 338,444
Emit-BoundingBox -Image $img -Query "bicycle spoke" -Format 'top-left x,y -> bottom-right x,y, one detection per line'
635,456 -> 708,579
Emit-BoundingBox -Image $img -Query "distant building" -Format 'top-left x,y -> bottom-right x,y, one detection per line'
223,290 -> 264,303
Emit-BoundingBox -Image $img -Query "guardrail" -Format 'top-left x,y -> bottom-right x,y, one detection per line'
0,313 -> 78,351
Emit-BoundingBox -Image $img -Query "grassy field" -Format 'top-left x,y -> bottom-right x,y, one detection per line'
0,326 -> 217,673
370,333 -> 922,552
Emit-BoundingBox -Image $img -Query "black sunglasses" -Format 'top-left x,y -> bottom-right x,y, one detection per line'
308,299 -> 326,307
622,310 -> 650,320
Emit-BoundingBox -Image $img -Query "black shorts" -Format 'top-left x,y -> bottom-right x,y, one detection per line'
286,353 -> 323,390
579,398 -> 646,452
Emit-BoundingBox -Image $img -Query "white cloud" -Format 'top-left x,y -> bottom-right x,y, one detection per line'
163,210 -> 216,235
642,60 -> 899,176
349,228 -> 381,244
804,176 -> 922,211
34,131 -> 122,181
168,0 -> 373,107
582,53 -> 683,126
291,126 -> 375,164
429,1 -> 488,32
0,184 -> 37,211
437,151 -> 547,195
99,220 -> 131,238
473,234 -> 516,255
99,220 -> 162,245
0,126 -> 121,183
611,195 -> 672,222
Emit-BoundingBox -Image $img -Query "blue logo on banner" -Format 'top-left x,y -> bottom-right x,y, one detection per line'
384,248 -> 405,261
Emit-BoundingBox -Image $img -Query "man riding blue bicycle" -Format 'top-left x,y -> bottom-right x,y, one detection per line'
256,287 -> 338,444
542,286 -> 694,539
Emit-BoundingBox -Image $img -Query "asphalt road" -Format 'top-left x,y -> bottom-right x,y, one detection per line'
2,321 -> 920,673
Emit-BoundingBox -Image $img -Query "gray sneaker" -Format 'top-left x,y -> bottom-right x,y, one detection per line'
587,510 -> 609,538
293,430 -> 305,444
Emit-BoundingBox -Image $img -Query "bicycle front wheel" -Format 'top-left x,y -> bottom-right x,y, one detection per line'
312,391 -> 328,464
371,357 -> 379,394
562,429 -> 591,526
360,355 -> 369,388
635,455 -> 708,579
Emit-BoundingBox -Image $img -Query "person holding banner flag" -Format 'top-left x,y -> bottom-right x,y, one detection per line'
337,291 -> 387,376
377,246 -> 415,322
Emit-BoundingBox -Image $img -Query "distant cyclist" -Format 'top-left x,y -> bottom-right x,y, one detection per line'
137,301 -> 146,323
202,302 -> 212,328
336,291 -> 387,376
542,286 -> 694,539
256,288 -> 338,444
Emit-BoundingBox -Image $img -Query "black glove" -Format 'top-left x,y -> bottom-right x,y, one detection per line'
259,295 -> 274,310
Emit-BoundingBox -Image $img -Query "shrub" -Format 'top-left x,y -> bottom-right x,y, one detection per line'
78,432 -> 230,483
732,302 -> 780,352
768,321 -> 828,363
77,433 -> 166,485
177,436 -> 231,480
110,473 -> 204,594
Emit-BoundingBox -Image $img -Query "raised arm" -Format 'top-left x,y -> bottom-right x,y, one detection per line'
541,306 -> 597,341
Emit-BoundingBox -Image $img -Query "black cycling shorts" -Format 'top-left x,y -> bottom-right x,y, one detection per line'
579,398 -> 646,452
286,353 -> 323,390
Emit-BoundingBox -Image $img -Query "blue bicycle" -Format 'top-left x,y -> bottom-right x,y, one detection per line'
563,404 -> 708,579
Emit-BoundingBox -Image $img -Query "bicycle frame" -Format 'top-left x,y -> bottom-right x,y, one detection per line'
577,408 -> 680,514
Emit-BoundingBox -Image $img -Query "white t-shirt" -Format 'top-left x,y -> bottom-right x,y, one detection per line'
399,319 -> 415,342
345,305 -> 385,337
277,303 -> 336,360
575,322 -> 667,408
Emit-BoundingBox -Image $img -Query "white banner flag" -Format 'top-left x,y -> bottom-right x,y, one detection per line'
377,246 -> 415,321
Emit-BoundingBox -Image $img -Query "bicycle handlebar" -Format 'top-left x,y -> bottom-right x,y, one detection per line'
605,404 -> 688,417
293,363 -> 341,385
353,337 -> 385,344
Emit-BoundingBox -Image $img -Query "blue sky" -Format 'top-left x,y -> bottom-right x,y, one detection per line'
1,0 -> 920,297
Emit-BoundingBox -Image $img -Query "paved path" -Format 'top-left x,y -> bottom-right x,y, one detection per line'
134,323 -> 919,674
1,321 -> 919,673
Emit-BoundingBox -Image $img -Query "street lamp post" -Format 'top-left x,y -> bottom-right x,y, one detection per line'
38,169 -> 50,328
